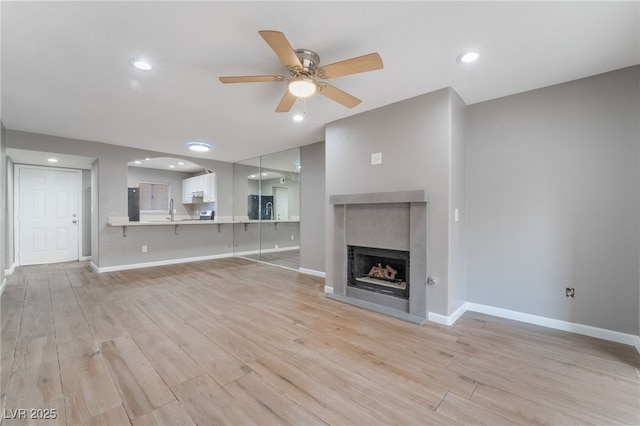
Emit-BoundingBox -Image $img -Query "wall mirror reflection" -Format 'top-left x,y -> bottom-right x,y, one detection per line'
233,147 -> 301,270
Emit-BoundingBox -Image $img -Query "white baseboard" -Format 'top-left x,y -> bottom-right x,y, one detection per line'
4,262 -> 17,276
234,246 -> 300,257
324,285 -> 334,294
0,278 -> 6,296
90,252 -> 234,273
429,302 -> 639,348
299,268 -> 326,278
428,302 -> 467,326
79,256 -> 92,262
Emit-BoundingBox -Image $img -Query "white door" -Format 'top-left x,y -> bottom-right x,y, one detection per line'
17,166 -> 81,266
274,187 -> 288,220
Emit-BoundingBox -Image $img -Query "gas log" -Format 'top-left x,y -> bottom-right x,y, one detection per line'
367,263 -> 398,281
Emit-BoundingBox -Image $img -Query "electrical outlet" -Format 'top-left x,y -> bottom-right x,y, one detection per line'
565,287 -> 575,298
290,234 -> 294,240
275,245 -> 279,251
142,245 -> 148,253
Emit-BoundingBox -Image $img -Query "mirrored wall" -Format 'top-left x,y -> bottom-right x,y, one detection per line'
233,147 -> 301,270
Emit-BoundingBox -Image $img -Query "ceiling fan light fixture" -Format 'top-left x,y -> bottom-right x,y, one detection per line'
288,76 -> 317,98
187,142 -> 211,152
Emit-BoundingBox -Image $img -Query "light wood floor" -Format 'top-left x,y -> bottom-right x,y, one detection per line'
1,258 -> 638,425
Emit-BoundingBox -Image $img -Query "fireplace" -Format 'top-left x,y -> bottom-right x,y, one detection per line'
348,246 -> 409,299
328,190 -> 429,324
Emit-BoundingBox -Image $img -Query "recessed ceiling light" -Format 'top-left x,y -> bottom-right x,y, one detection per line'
457,52 -> 479,63
293,114 -> 304,122
131,59 -> 152,70
168,165 -> 175,168
188,142 -> 211,152
262,173 -> 268,176
134,160 -> 142,164
145,158 -> 151,161
47,158 -> 58,163
177,162 -> 185,166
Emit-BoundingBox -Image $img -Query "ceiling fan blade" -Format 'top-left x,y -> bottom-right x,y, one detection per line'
259,30 -> 303,69
318,83 -> 361,109
316,53 -> 383,79
219,75 -> 286,84
275,90 -> 298,113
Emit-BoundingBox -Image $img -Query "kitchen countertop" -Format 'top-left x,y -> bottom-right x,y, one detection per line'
107,216 -> 300,227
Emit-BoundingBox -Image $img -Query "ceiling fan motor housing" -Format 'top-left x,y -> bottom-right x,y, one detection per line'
294,49 -> 320,75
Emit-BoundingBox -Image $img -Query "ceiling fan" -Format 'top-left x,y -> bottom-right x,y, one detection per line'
219,30 -> 383,112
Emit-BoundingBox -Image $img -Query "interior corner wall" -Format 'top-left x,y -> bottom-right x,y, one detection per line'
300,141 -> 326,273
448,89 -> 468,314
466,66 -> 640,335
325,88 -> 455,316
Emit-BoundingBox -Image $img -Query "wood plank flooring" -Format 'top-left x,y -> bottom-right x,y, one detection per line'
1,257 -> 638,425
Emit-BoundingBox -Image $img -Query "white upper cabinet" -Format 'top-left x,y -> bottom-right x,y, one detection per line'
182,173 -> 216,204
204,173 -> 216,202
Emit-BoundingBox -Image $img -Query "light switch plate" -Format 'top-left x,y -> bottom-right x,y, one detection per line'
371,152 -> 382,165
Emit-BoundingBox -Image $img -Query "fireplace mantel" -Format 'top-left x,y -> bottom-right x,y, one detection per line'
329,189 -> 428,205
328,190 -> 429,324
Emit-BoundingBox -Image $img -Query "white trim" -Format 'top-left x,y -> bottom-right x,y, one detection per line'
434,302 -> 638,347
324,285 -> 334,294
233,246 -> 300,257
4,262 -> 17,276
90,252 -> 234,273
466,303 -> 638,346
79,256 -> 92,261
428,302 -> 467,326
299,268 -> 325,278
0,278 -> 7,296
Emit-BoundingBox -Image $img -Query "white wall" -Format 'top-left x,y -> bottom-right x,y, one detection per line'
466,66 -> 639,335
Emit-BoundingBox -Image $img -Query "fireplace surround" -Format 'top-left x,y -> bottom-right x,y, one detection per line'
328,190 -> 428,324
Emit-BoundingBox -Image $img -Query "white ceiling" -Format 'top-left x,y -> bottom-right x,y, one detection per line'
2,1 -> 638,164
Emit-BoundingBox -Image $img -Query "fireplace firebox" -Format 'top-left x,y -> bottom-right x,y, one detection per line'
347,246 -> 410,299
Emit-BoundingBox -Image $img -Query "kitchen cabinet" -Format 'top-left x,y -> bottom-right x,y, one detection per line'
182,173 -> 216,204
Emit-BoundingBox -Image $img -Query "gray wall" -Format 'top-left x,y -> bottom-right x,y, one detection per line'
300,141 -> 326,273
449,92 -> 468,313
325,88 -> 465,316
1,121 -> 5,286
6,130 -> 234,268
466,66 -> 640,335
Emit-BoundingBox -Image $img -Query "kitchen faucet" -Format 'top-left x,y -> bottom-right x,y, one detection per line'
169,198 -> 174,222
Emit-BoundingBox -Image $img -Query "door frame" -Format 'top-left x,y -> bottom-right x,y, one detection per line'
14,164 -> 83,266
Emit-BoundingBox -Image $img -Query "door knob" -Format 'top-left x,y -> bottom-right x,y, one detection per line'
72,219 -> 78,224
